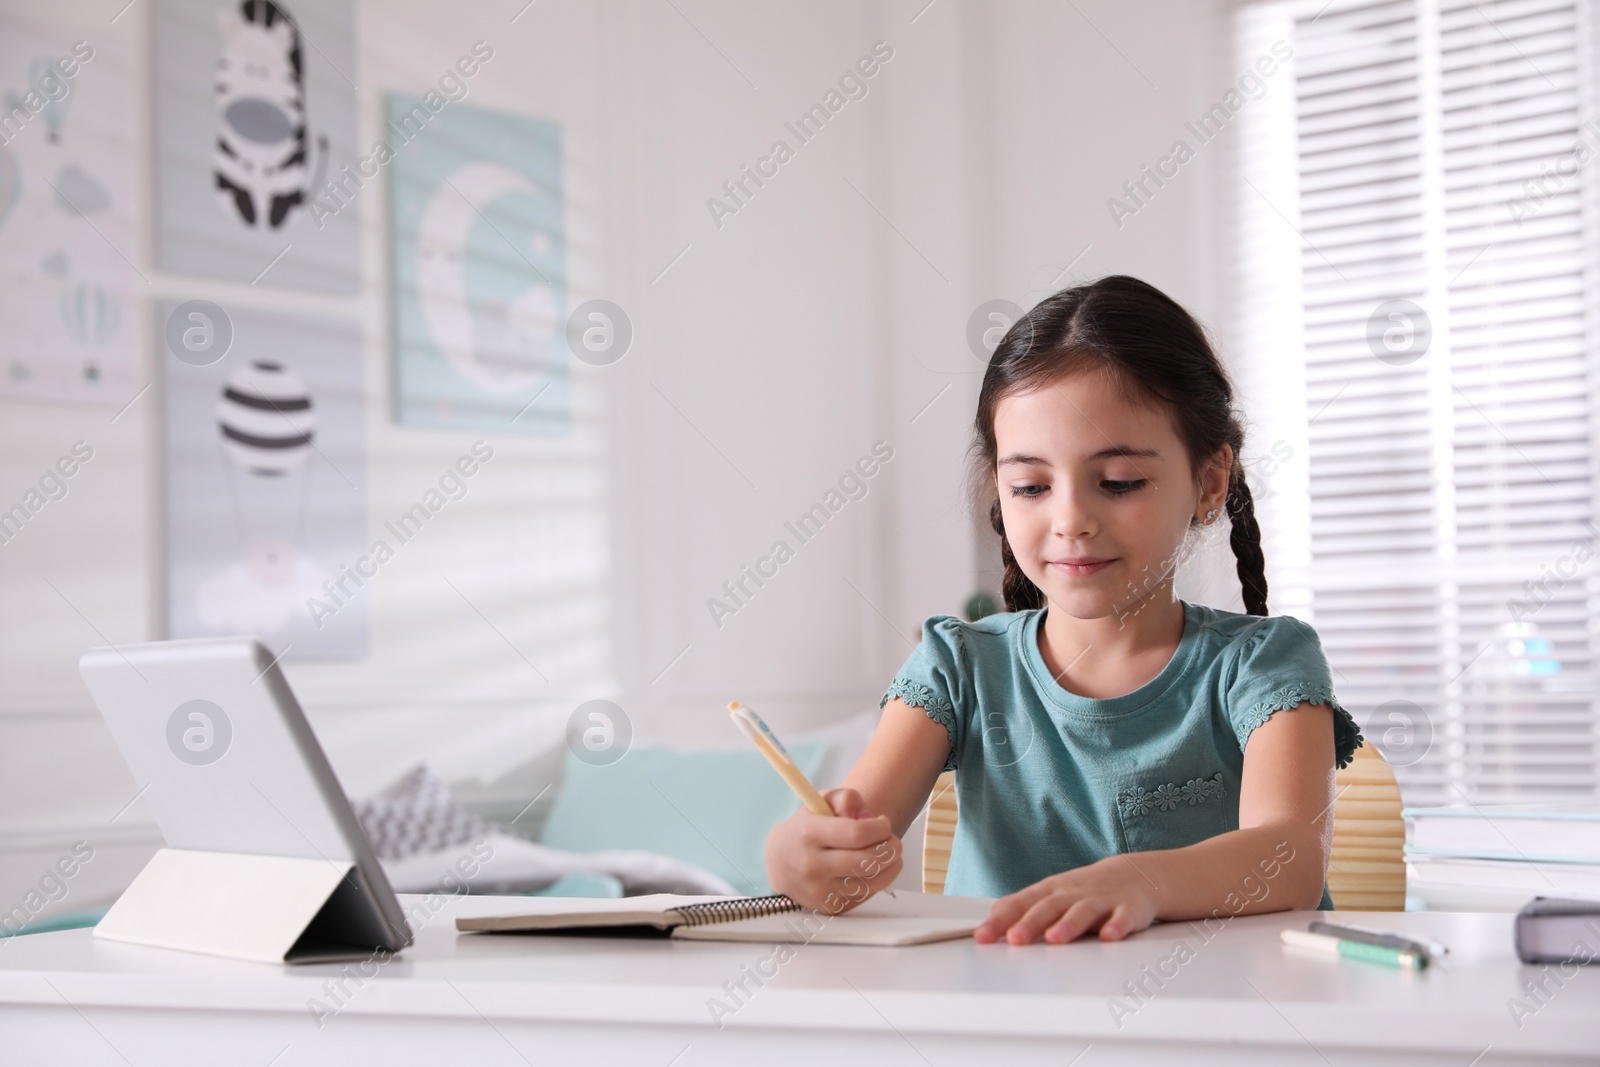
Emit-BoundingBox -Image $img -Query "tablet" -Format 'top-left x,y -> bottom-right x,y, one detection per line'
79,636 -> 411,956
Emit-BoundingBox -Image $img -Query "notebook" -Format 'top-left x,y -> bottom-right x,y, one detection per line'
1404,802 -> 1600,862
455,890 -> 996,946
1404,853 -> 1600,896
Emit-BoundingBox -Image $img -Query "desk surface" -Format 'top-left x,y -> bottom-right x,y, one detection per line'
3,895 -> 1597,1063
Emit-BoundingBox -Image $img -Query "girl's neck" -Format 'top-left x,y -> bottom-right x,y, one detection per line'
1035,593 -> 1185,695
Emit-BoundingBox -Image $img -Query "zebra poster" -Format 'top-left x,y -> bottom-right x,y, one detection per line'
163,303 -> 367,658
153,0 -> 358,292
387,96 -> 569,432
0,14 -> 140,407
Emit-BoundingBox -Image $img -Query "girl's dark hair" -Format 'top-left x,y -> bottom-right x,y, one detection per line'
971,274 -> 1268,616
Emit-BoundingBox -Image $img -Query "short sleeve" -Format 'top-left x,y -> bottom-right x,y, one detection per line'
878,615 -> 971,772
1226,615 -> 1364,770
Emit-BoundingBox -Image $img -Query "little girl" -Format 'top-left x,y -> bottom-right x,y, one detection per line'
765,275 -> 1363,945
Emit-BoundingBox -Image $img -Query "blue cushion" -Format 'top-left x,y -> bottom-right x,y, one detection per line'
538,741 -> 828,895
0,908 -> 107,937
528,871 -> 624,897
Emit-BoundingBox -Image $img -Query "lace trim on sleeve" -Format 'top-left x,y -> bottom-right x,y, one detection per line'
880,679 -> 957,772
1237,682 -> 1365,771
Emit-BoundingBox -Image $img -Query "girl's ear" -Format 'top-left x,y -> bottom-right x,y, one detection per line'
1191,445 -> 1231,524
1203,444 -> 1234,508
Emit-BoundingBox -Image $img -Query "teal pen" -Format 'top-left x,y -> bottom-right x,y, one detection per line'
1280,928 -> 1427,970
1309,919 -> 1443,959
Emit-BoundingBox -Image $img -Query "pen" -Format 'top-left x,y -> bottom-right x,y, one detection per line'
728,701 -> 834,816
1308,920 -> 1441,960
1280,928 -> 1427,970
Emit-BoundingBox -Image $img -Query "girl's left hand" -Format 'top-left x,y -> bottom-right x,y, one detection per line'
973,854 -> 1160,945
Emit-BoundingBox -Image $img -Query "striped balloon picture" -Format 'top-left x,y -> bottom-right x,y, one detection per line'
216,361 -> 315,475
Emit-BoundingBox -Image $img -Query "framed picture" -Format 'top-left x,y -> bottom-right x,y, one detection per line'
163,302 -> 367,658
0,16 -> 139,407
387,95 -> 568,432
153,0 -> 359,292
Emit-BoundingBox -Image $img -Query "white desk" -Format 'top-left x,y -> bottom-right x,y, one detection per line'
2,895 -> 1596,1066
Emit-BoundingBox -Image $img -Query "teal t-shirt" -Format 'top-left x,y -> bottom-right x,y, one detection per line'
880,600 -> 1363,909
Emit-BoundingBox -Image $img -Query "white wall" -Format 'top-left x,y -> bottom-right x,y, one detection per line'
0,0 -> 1234,922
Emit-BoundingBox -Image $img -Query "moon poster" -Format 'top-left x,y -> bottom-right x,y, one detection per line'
387,94 -> 569,433
163,303 -> 367,658
0,16 -> 139,407
153,0 -> 358,293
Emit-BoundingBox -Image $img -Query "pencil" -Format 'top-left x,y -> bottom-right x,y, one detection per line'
728,701 -> 834,816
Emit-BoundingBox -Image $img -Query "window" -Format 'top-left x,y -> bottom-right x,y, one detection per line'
1231,0 -> 1600,805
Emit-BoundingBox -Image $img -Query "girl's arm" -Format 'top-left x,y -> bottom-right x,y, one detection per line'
976,702 -> 1337,944
763,698 -> 951,911
836,697 -> 954,838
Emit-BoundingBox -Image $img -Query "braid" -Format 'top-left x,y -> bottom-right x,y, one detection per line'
989,498 -> 1044,612
1225,469 -> 1269,616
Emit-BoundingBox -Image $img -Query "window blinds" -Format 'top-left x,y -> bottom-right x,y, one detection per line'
1241,0 -> 1599,805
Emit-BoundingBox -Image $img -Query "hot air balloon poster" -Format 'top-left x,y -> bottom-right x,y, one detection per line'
153,0 -> 358,293
0,15 -> 139,407
163,303 -> 367,659
387,95 -> 569,433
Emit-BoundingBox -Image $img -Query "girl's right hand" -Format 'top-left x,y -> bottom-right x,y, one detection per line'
764,787 -> 904,914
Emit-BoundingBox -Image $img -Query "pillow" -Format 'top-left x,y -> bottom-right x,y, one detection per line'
538,741 -> 827,895
351,765 -> 491,861
381,832 -> 732,896
533,872 -> 624,897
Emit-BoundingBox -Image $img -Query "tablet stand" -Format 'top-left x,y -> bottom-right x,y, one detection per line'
95,848 -> 399,964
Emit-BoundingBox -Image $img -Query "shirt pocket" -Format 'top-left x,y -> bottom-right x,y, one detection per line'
1112,765 -> 1239,854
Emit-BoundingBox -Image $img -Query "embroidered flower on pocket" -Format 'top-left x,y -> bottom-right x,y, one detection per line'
1180,774 -> 1224,805
1118,772 -> 1226,818
1121,789 -> 1154,816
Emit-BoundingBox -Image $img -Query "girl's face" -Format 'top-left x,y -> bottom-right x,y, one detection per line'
993,366 -> 1228,621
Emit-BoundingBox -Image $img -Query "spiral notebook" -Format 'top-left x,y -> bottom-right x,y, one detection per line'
455,890 -> 995,946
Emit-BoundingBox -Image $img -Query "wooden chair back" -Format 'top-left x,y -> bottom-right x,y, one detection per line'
920,770 -> 959,895
1325,741 -> 1407,909
920,742 -> 1406,910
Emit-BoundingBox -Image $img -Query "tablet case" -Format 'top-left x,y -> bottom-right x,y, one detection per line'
1513,896 -> 1600,965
